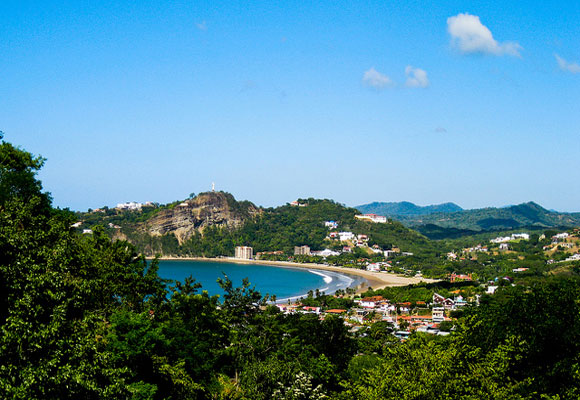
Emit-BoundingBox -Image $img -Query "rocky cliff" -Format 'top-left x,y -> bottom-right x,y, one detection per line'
147,192 -> 260,244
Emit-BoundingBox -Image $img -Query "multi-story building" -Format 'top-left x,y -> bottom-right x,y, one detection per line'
294,245 -> 311,255
235,246 -> 253,260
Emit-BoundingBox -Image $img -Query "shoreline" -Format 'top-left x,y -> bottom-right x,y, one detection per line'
148,256 -> 439,294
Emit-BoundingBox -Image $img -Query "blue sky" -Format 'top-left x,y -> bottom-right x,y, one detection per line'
1,1 -> 579,211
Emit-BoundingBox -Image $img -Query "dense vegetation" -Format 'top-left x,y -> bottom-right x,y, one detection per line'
3,136 -> 580,399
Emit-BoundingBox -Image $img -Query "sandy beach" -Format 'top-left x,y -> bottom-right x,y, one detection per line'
149,256 -> 439,294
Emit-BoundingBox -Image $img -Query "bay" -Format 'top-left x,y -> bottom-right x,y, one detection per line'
156,260 -> 364,302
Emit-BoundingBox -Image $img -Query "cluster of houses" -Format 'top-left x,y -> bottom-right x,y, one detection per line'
275,291 -> 472,338
115,201 -> 154,211
490,233 -> 530,244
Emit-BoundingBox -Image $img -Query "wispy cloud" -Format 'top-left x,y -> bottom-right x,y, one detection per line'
362,68 -> 393,89
555,54 -> 580,74
447,13 -> 521,56
405,66 -> 429,88
195,21 -> 207,31
435,127 -> 447,133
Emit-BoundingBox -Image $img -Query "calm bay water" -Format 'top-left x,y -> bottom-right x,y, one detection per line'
156,260 -> 363,302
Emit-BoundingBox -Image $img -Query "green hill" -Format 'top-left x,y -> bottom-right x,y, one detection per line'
77,196 -> 436,257
385,202 -> 580,239
356,201 -> 463,216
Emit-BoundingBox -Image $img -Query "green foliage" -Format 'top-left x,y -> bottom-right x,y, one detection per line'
3,137 -> 580,399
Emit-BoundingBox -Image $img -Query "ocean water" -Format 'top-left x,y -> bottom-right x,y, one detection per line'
156,260 -> 363,302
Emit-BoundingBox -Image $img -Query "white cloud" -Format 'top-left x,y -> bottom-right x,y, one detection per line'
405,66 -> 429,88
447,13 -> 521,56
362,68 -> 393,89
555,54 -> 580,74
196,21 -> 207,31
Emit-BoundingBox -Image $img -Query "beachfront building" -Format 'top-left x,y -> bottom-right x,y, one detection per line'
294,245 -> 311,256
235,246 -> 253,260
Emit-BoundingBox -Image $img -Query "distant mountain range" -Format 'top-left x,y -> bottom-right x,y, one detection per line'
355,201 -> 580,239
356,201 -> 463,217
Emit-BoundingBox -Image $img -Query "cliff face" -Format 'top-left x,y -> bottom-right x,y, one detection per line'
147,192 -> 260,244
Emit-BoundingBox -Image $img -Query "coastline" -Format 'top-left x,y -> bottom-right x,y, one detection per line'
148,256 -> 439,294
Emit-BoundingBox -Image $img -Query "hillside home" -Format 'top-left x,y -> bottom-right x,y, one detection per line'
339,232 -> 355,241
355,214 -> 387,223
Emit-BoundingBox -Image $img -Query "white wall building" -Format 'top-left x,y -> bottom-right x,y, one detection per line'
235,246 -> 253,260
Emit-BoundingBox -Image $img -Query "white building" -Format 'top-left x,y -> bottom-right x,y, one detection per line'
432,307 -> 445,322
339,231 -> 355,241
311,249 -> 340,257
235,246 -> 253,260
511,233 -> 530,240
553,232 -> 570,240
116,201 -> 144,210
355,214 -> 387,223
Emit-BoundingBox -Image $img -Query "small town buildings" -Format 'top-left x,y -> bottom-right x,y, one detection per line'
235,246 -> 253,260
324,221 -> 338,229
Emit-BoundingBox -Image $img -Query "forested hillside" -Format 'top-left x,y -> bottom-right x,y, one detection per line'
3,136 -> 580,399
77,197 -> 437,258
368,201 -> 580,239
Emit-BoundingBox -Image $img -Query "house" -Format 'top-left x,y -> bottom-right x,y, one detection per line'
432,307 -> 445,322
82,229 -> 93,234
355,214 -> 387,223
486,285 -> 499,294
512,267 -> 529,273
342,246 -> 352,253
359,296 -> 384,308
311,249 -> 340,257
71,221 -> 83,228
325,309 -> 347,315
301,306 -> 321,314
433,293 -> 455,309
366,263 -> 380,272
490,236 -> 511,244
384,250 -> 398,258
116,201 -> 143,210
511,233 -> 530,240
324,221 -> 338,229
450,272 -> 472,282
553,232 -> 570,240
454,295 -> 468,308
339,232 -> 355,241
499,243 -> 509,251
